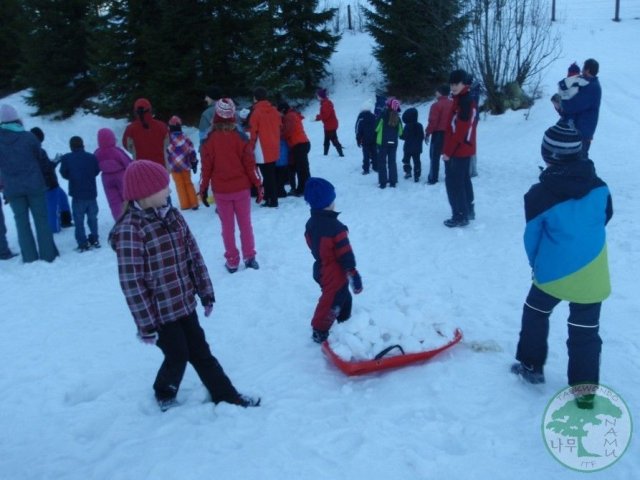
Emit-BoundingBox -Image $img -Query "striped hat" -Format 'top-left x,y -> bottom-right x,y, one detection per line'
214,98 -> 236,122
541,121 -> 583,164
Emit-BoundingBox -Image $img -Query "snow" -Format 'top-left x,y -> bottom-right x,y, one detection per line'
1,2 -> 639,479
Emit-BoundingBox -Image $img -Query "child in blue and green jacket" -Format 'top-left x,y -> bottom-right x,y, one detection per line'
512,121 -> 612,401
375,97 -> 403,189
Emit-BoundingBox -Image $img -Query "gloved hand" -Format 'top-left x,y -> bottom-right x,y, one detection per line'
137,328 -> 158,345
204,304 -> 213,317
424,134 -> 430,146
347,269 -> 363,294
256,185 -> 264,204
191,158 -> 198,174
200,190 -> 210,208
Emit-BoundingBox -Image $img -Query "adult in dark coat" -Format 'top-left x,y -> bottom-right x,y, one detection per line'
560,58 -> 601,158
0,104 -> 58,262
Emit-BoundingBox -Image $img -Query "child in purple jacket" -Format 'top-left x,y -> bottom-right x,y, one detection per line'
94,128 -> 132,220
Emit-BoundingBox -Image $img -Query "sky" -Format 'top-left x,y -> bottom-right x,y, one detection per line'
1,1 -> 639,479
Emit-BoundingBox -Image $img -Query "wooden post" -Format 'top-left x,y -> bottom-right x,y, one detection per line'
348,5 -> 353,30
613,0 -> 621,21
551,0 -> 556,21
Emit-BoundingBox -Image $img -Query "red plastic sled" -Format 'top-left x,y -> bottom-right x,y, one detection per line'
321,328 -> 463,376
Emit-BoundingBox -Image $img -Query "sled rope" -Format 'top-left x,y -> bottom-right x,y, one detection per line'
374,344 -> 405,360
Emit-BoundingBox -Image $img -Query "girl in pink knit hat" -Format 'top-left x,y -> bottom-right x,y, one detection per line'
109,160 -> 260,411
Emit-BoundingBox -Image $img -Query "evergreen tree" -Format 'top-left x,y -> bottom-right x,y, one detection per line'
87,0 -> 140,116
0,0 -> 27,96
272,0 -> 340,97
20,0 -> 97,117
90,0 -> 212,120
364,0 -> 468,97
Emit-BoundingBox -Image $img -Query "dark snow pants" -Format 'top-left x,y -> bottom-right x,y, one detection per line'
516,284 -> 602,385
444,155 -> 474,221
361,141 -> 377,173
290,142 -> 311,195
402,152 -> 421,180
378,143 -> 398,187
428,131 -> 445,183
323,130 -> 343,156
154,310 -> 239,403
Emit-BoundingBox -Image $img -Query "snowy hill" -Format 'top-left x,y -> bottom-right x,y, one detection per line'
1,2 -> 639,479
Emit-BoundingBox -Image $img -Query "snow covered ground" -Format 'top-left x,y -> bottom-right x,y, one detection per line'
1,2 -> 639,479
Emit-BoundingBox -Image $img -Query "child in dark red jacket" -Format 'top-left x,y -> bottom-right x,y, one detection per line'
315,89 -> 344,157
304,177 -> 363,343
442,69 -> 478,227
109,160 -> 260,411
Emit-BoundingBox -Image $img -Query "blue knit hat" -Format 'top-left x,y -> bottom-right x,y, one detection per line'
304,177 -> 336,210
541,121 -> 583,165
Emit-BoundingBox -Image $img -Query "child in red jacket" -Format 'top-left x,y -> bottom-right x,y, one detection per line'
200,98 -> 263,273
442,69 -> 478,227
109,160 -> 260,411
304,177 -> 363,343
315,89 -> 344,157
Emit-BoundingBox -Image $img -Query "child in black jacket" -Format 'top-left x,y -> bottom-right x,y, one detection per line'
400,107 -> 425,182
355,100 -> 377,175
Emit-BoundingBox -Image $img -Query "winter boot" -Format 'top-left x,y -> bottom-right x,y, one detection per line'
510,362 -> 545,384
229,394 -> 261,408
77,242 -> 91,253
157,397 -> 179,412
443,217 -> 469,228
89,235 -> 101,249
244,257 -> 260,270
225,263 -> 238,274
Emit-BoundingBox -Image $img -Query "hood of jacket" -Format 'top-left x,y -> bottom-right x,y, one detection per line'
0,123 -> 25,146
540,160 -> 598,200
401,107 -> 418,124
97,128 -> 117,148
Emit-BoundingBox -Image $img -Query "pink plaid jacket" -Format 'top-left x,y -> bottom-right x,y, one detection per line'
109,205 -> 214,332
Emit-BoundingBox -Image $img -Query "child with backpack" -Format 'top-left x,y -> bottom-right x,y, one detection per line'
375,98 -> 403,188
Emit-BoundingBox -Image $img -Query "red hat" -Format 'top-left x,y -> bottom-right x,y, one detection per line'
134,98 -> 151,112
123,160 -> 170,201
